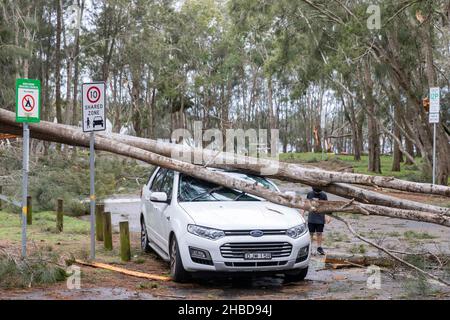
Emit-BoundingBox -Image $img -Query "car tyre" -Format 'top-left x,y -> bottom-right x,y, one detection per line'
170,236 -> 190,282
140,216 -> 152,253
284,267 -> 308,282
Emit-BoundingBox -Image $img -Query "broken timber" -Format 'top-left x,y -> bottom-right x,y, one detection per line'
0,108 -> 449,227
324,253 -> 394,267
74,259 -> 171,281
1,108 -> 449,197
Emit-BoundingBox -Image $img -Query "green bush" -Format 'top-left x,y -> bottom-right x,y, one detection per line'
2,149 -> 152,216
0,251 -> 67,289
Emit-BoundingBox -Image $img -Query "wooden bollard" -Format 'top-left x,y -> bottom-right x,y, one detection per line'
119,221 -> 131,262
56,199 -> 63,232
95,204 -> 105,241
103,212 -> 113,251
26,196 -> 32,225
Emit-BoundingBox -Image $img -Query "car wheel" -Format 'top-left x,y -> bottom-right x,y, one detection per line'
140,216 -> 152,253
169,236 -> 190,282
284,267 -> 308,282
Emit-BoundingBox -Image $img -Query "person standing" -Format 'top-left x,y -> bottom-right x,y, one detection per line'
306,187 -> 331,255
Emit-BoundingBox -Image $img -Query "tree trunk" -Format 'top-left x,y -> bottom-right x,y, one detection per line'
72,0 -> 84,127
391,105 -> 402,171
267,77 -> 276,152
55,0 -> 62,124
362,60 -> 381,173
1,110 -> 449,227
1,109 -> 450,201
341,94 -> 361,161
419,9 -> 450,185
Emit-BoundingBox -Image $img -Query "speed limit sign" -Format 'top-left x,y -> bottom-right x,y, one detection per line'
82,82 -> 106,132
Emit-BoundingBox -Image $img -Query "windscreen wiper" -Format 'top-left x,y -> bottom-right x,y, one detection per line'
233,191 -> 246,201
189,186 -> 224,201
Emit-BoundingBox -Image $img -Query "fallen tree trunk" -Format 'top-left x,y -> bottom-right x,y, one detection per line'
322,183 -> 448,215
100,133 -> 449,215
1,108 -> 449,196
1,110 -> 449,218
0,112 -> 449,227
100,130 -> 450,196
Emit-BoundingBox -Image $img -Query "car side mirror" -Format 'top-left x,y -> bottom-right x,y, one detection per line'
150,192 -> 168,203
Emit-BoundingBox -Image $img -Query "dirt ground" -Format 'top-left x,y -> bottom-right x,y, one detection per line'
1,176 -> 449,300
1,227 -> 449,300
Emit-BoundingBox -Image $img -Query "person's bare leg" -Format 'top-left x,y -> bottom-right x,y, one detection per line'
316,232 -> 325,254
316,233 -> 323,248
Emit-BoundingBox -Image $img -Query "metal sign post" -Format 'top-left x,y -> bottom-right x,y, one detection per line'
429,87 -> 440,185
82,82 -> 106,260
21,123 -> 29,258
15,78 -> 40,258
89,131 -> 95,260
432,123 -> 436,185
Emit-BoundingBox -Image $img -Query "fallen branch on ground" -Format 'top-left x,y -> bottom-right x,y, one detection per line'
74,259 -> 171,281
330,215 -> 450,287
325,253 -> 394,267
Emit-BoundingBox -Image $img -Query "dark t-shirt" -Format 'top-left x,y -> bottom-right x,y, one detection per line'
307,191 -> 327,224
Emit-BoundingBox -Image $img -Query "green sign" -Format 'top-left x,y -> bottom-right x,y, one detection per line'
16,78 -> 40,123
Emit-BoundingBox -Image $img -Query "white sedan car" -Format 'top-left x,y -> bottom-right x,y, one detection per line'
140,167 -> 311,282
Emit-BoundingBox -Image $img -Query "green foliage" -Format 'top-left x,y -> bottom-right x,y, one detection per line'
0,251 -> 67,289
403,231 -> 437,241
279,152 -> 425,182
0,211 -> 90,243
2,148 -> 152,216
349,244 -> 367,255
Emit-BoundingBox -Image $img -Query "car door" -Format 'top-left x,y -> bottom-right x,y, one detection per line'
157,170 -> 175,251
148,169 -> 172,250
144,168 -> 167,245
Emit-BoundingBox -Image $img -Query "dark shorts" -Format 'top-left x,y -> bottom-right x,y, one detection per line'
308,223 -> 324,233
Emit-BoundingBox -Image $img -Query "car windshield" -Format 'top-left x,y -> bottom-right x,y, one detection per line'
178,172 -> 277,202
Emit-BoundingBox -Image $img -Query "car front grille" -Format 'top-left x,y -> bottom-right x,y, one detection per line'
220,242 -> 293,259
224,230 -> 286,236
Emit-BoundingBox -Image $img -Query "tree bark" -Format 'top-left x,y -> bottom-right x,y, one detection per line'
55,0 -> 62,124
1,111 -> 449,227
72,0 -> 84,126
391,106 -> 402,171
1,109 -> 450,201
419,8 -> 450,185
362,60 -> 381,173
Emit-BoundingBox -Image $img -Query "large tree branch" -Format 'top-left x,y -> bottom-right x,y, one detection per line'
332,214 -> 450,287
0,109 -> 449,227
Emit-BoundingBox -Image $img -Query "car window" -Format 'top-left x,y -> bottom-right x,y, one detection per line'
150,168 -> 167,192
159,170 -> 174,200
178,173 -> 275,202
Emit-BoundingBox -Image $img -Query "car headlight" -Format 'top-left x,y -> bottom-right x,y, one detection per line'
286,224 -> 308,239
187,224 -> 225,240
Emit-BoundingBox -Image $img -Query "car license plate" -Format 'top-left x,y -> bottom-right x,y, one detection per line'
244,252 -> 272,260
